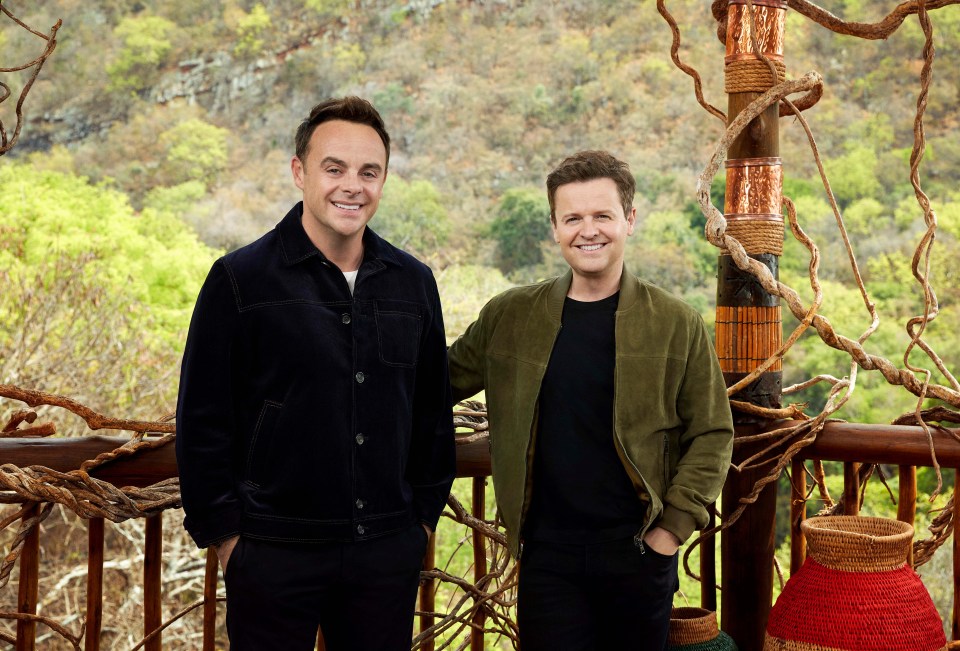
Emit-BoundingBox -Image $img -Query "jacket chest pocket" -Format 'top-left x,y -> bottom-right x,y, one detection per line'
374,301 -> 423,367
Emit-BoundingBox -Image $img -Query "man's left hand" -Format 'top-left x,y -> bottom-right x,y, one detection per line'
643,526 -> 681,556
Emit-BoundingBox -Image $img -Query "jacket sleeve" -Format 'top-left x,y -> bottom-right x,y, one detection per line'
658,315 -> 734,543
175,259 -> 243,549
446,301 -> 492,404
406,272 -> 457,531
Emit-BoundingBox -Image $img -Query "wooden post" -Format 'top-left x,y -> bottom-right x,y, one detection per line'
471,477 -> 487,651
84,518 -> 105,651
202,547 -> 218,651
790,458 -> 806,575
15,503 -> 41,651
953,469 -> 960,641
897,465 -> 917,567
143,514 -> 162,651
419,529 -> 436,651
718,2 -> 787,650
842,462 -> 861,515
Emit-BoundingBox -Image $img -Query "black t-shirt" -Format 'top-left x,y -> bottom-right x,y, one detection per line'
523,292 -> 647,544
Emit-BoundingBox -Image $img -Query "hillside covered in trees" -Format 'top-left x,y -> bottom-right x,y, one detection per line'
4,0 -> 960,428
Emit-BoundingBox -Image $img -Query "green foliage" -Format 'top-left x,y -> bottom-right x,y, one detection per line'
233,4 -> 272,59
437,264 -> 514,340
374,176 -> 451,260
843,197 -> 887,237
824,146 -> 882,208
106,15 -> 177,93
372,82 -> 414,117
0,161 -> 219,420
143,181 -> 208,216
0,161 -> 219,338
304,0 -> 350,16
159,119 -> 230,187
489,188 -> 551,274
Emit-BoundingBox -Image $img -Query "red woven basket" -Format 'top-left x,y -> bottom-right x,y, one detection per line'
763,516 -> 946,651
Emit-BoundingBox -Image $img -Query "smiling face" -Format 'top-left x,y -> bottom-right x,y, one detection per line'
291,119 -> 387,259
551,177 -> 636,295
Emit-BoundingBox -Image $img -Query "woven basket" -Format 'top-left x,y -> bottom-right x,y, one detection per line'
669,607 -> 738,651
801,515 -> 913,572
764,516 -> 947,651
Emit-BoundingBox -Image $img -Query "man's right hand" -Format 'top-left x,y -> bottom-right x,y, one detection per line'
214,535 -> 240,573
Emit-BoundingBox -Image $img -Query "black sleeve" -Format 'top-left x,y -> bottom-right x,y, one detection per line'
175,259 -> 244,548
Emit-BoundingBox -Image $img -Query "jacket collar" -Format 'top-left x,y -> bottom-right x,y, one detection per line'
545,264 -> 641,322
277,202 -> 403,268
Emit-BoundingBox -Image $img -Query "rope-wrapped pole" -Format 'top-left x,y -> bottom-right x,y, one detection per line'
716,1 -> 786,649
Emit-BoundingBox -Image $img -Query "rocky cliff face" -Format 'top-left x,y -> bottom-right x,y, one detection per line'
22,37 -> 308,153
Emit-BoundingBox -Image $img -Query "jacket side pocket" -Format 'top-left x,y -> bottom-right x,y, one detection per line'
245,400 -> 283,487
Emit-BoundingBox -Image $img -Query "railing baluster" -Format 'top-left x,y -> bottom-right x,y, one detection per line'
143,514 -> 162,651
471,477 -> 486,651
84,517 -> 105,651
842,462 -> 860,515
202,547 -> 218,651
419,530 -> 436,651
790,458 -> 807,575
15,503 -> 40,651
701,503 -> 716,611
953,469 -> 960,642
897,465 -> 917,567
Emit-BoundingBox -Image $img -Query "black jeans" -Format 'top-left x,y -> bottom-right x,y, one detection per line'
224,524 -> 429,650
517,536 -> 678,651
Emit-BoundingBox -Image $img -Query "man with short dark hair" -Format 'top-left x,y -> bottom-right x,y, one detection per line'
447,150 -> 733,650
176,96 -> 456,650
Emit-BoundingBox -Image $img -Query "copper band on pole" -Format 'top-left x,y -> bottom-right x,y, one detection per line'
725,157 -> 783,217
725,2 -> 786,61
724,157 -> 783,255
725,1 -> 787,94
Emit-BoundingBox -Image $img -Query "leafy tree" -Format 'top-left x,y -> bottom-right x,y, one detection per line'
823,146 -> 882,208
106,15 -> 178,93
374,176 -> 452,261
159,119 -> 230,187
0,162 -> 218,327
233,4 -> 272,59
489,188 -> 551,274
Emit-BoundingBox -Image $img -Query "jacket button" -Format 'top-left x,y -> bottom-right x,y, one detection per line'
355,372 -> 365,384
341,313 -> 351,324
357,525 -> 365,535
356,499 -> 365,509
355,433 -> 365,445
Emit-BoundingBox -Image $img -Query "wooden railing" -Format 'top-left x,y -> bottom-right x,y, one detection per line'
1,436 -> 493,651
720,420 -> 960,651
6,423 -> 960,650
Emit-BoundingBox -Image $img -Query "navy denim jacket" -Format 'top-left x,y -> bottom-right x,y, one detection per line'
175,203 -> 456,548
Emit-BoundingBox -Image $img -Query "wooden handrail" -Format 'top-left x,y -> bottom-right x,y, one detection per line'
0,436 -> 492,485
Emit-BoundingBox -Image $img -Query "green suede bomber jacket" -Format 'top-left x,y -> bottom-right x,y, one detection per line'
447,268 -> 734,559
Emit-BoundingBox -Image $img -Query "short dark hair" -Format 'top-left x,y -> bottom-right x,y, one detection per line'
546,150 -> 635,222
294,96 -> 391,168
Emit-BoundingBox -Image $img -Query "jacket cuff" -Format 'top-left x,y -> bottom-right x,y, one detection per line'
184,506 -> 243,549
657,505 -> 698,544
413,485 -> 451,531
